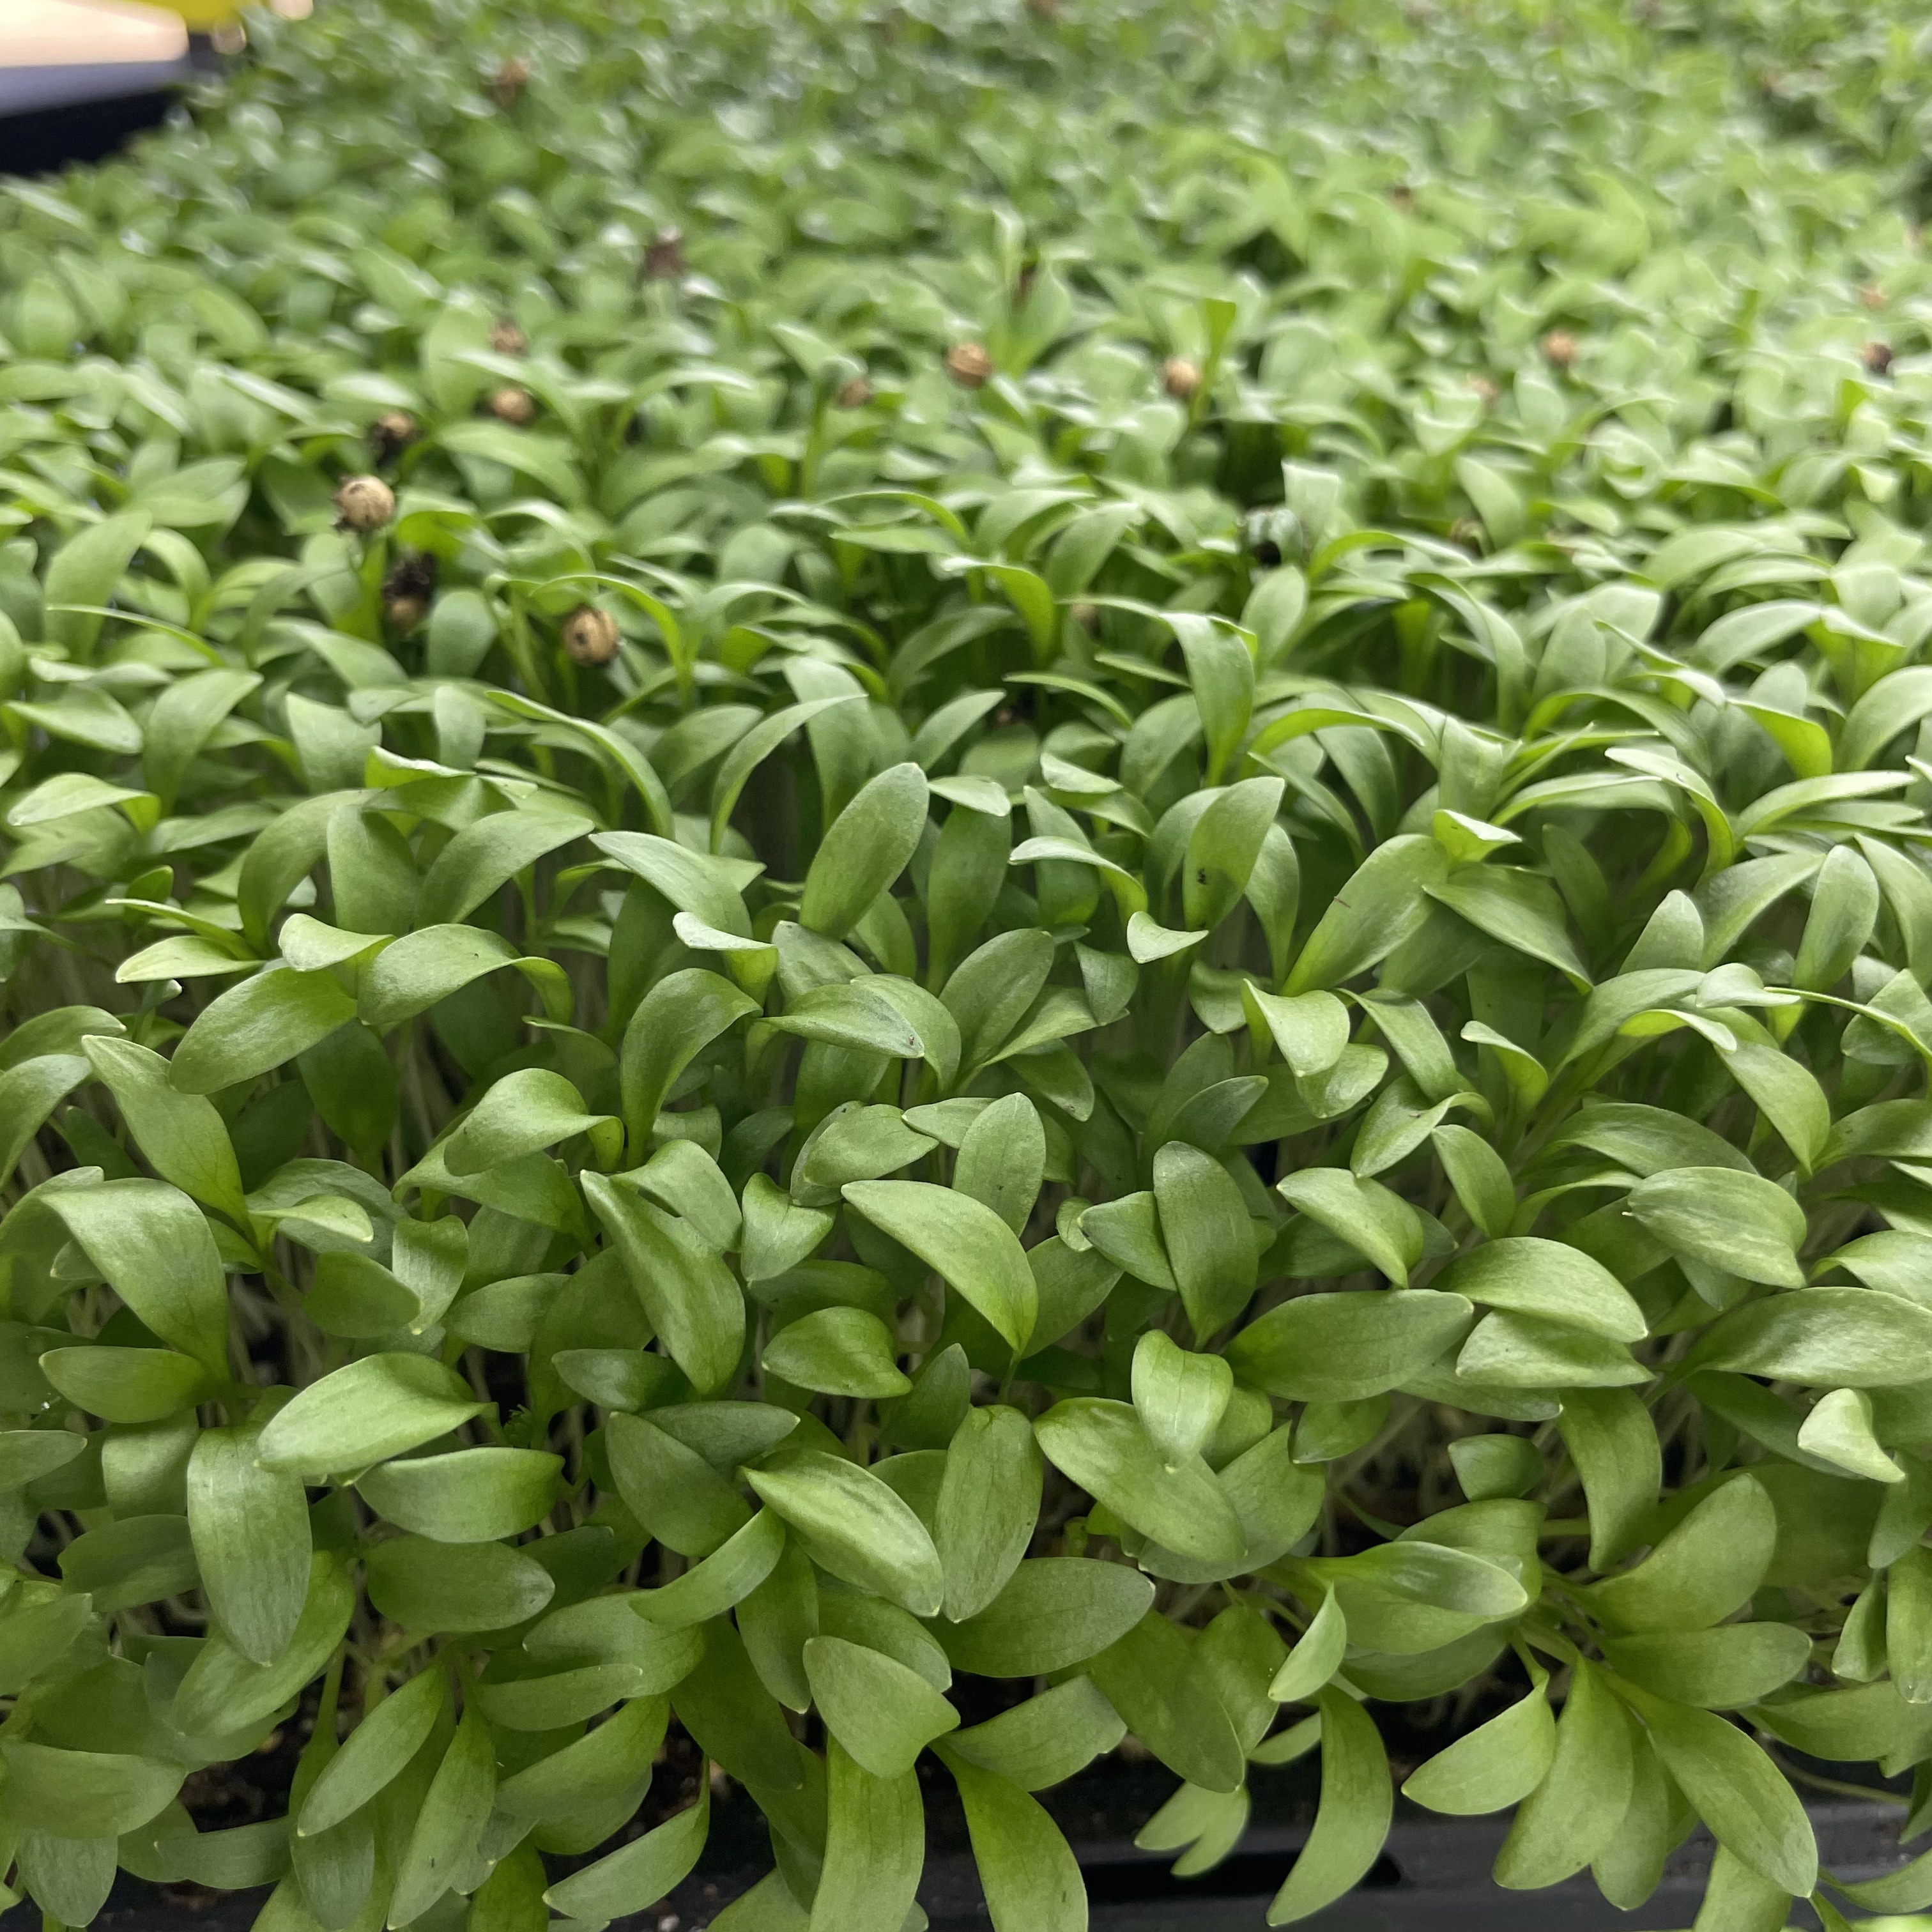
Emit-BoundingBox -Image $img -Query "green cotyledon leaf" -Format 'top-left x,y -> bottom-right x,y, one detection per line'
1293,1538 -> 1528,1621
42,1179 -> 231,1377
298,1664 -> 447,1837
171,1554 -> 355,1738
953,1091 -> 1045,1234
1034,1398 -> 1245,1565
747,1450 -> 945,1618
617,967 -> 760,1156
1404,1673 -> 1554,1814
1269,1590 -> 1348,1706
1089,1609 -> 1245,1794
415,808 -> 594,926
800,762 -> 930,940
630,1508 -> 786,1629
606,1411 -> 751,1557
388,1701 -> 496,1928
1130,1330 -> 1233,1468
1275,1169 -> 1424,1284
842,1179 -> 1038,1354
585,1172 -> 746,1395
354,1446 -> 564,1542
187,1425 -> 312,1665
1284,836 -> 1448,993
0,1740 -> 181,1837
1266,1687 -> 1393,1923
440,1066 -> 617,1174
543,1783 -> 710,1920
495,1692 -> 666,1827
255,1355 -> 487,1476
167,965 -> 359,1094
939,1747 -> 1087,1932
1492,1660 -> 1632,1889
82,1036 -> 249,1223
805,1635 -> 960,1775
1556,1386 -> 1662,1572
1688,1289 -> 1932,1386
1582,1474 -> 1777,1634
1153,1141 -> 1258,1339
1599,1625 -> 1811,1708
1225,1289 -> 1474,1402
364,1535 -> 556,1633
942,1678 -> 1126,1791
1434,1238 -> 1646,1341
1613,1680 -> 1817,1896
762,1305 -> 910,1399
935,1404 -> 1042,1621
937,1559 -> 1154,1678
1627,1167 -> 1809,1288
808,1739 -> 923,1932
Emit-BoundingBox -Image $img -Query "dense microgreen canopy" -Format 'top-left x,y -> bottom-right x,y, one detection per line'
9,0 -> 1932,1926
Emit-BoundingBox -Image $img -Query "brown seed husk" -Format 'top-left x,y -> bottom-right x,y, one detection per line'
369,411 -> 420,464
334,475 -> 395,533
383,548 -> 438,630
1162,356 -> 1201,402
562,605 -> 622,666
492,56 -> 530,109
1540,328 -> 1579,371
381,553 -> 438,632
487,386 -> 537,425
644,227 -> 687,280
946,342 -> 993,388
836,376 -> 875,409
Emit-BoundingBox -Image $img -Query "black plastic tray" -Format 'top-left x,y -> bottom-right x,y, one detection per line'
1037,1802 -> 1910,1929
0,58 -> 192,174
0,1799 -> 1912,1932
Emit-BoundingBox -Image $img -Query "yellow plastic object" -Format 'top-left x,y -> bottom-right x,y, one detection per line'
156,0 -> 314,28
153,0 -> 240,23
